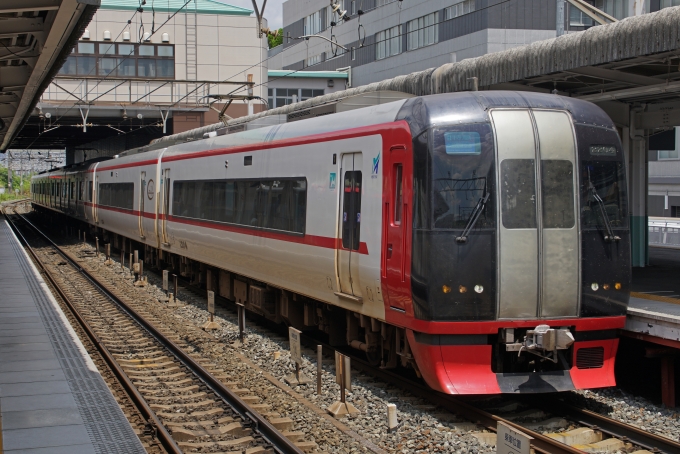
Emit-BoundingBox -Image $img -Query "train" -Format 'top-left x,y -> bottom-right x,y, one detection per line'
31,91 -> 631,394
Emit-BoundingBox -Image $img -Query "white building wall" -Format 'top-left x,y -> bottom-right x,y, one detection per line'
47,7 -> 268,103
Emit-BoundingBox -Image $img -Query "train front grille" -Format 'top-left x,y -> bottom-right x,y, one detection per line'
575,347 -> 604,369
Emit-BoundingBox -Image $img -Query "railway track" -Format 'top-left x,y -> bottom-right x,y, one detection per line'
3,203 -> 308,454
161,269 -> 680,454
8,200 -> 680,454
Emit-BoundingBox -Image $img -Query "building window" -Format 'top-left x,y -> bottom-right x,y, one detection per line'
672,206 -> 680,217
377,0 -> 396,5
569,4 -> 593,26
305,54 -> 322,67
351,47 -> 356,60
376,25 -> 402,60
407,12 -> 439,51
658,150 -> 679,160
58,41 -> 175,79
326,1 -> 344,28
268,88 -> 325,108
304,10 -> 321,35
444,0 -> 475,19
661,0 -> 680,7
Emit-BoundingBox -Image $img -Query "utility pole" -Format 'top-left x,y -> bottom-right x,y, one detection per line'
556,0 -> 565,36
7,151 -> 13,192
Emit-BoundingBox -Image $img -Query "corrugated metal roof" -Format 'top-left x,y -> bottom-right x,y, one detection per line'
100,0 -> 252,15
154,6 -> 680,143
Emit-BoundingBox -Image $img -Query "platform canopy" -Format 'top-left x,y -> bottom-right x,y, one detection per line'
0,0 -> 99,152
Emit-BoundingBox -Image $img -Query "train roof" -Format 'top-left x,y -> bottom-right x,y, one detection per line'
35,91 -> 615,178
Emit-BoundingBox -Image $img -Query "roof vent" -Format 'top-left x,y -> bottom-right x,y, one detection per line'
162,32 -> 170,42
103,30 -> 111,40
123,31 -> 131,41
82,29 -> 90,39
143,32 -> 151,42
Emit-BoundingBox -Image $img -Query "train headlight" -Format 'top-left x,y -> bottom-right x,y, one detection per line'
474,285 -> 484,294
615,282 -> 622,290
459,285 -> 467,293
442,285 -> 452,294
603,283 -> 610,290
591,283 -> 599,291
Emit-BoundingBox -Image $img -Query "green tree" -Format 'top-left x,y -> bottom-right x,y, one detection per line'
267,28 -> 283,48
0,166 -> 33,201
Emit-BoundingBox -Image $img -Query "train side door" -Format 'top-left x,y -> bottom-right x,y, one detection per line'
382,145 -> 411,311
139,171 -> 146,239
94,175 -> 99,224
492,109 -> 579,319
161,168 -> 170,246
336,153 -> 363,302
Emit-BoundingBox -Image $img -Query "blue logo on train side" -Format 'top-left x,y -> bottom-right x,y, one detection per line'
372,153 -> 380,178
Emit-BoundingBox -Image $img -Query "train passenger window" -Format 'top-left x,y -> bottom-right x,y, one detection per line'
541,160 -> 575,229
500,159 -> 537,229
342,171 -> 362,250
98,183 -> 134,210
172,178 -> 306,234
394,165 -> 403,225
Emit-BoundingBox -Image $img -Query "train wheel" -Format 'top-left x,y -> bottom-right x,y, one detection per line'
365,350 -> 381,367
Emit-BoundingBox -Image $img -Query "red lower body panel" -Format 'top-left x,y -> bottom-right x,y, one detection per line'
408,330 -> 619,394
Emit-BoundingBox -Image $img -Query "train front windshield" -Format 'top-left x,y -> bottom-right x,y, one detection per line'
411,113 -> 629,322
411,122 -> 498,321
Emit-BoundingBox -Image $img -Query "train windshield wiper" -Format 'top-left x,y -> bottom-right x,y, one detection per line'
456,192 -> 490,243
588,181 -> 620,242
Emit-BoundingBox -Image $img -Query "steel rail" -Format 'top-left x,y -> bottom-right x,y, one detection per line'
301,337 -> 585,454
536,398 -> 680,454
2,208 -> 182,454
155,266 -> 584,454
9,207 -> 305,454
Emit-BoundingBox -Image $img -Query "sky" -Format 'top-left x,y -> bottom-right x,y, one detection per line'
217,0 -> 286,29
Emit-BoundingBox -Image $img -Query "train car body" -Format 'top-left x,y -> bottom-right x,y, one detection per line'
32,91 -> 631,394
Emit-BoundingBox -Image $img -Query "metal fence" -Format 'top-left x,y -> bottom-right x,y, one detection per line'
649,217 -> 680,248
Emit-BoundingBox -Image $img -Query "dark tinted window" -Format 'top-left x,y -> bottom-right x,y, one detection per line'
582,161 -> 627,228
98,183 -> 134,210
432,123 -> 495,229
500,159 -> 537,229
341,171 -> 362,249
576,126 -> 628,229
77,56 -> 96,75
541,160 -> 575,228
172,178 -> 307,234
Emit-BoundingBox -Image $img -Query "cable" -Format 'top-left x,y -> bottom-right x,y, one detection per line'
45,10 -> 139,123
48,0 -> 194,127
0,40 -> 30,59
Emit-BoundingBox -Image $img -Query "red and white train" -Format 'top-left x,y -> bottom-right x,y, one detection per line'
32,91 -> 631,394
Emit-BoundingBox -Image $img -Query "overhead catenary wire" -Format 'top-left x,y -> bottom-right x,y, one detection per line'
46,0 -> 195,130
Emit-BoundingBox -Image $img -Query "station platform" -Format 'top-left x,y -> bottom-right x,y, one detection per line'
0,219 -> 145,454
625,245 -> 680,408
